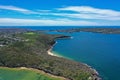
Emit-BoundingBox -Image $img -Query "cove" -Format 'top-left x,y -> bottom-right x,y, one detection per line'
51,32 -> 120,80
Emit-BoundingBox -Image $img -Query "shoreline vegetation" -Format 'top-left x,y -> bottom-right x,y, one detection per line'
0,28 -> 102,80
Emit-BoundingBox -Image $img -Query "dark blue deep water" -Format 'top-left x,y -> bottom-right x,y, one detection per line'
51,32 -> 120,80
0,26 -> 120,80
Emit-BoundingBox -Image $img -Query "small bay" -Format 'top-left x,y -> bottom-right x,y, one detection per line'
51,32 -> 120,80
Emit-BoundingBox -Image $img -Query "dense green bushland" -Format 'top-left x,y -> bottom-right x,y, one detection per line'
0,32 -> 99,80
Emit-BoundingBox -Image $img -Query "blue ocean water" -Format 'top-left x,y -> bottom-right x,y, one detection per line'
0,26 -> 120,80
0,26 -> 120,30
51,32 -> 120,80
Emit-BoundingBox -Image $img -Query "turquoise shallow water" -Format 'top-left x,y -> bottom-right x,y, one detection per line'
51,32 -> 120,80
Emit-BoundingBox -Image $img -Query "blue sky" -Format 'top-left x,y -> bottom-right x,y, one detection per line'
0,0 -> 120,26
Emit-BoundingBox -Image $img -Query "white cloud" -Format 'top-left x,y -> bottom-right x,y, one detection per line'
0,5 -> 38,14
1,5 -> 120,20
0,18 -> 98,26
0,5 -> 120,26
52,13 -> 120,20
58,6 -> 120,16
57,6 -> 120,20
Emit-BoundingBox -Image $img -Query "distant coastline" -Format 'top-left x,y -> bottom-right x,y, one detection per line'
54,28 -> 120,34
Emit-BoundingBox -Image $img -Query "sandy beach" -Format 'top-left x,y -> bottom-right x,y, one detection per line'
47,50 -> 56,56
47,49 -> 60,57
47,41 -> 61,57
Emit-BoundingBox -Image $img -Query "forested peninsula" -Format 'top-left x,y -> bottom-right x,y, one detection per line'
54,28 -> 120,34
0,28 -> 100,80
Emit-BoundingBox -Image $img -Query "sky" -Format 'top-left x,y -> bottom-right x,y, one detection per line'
0,0 -> 120,26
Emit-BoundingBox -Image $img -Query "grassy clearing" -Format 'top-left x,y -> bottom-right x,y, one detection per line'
0,67 -> 65,80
